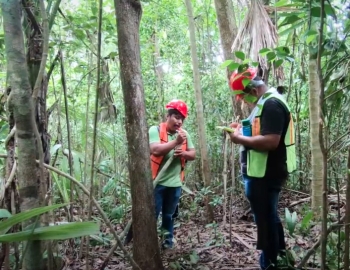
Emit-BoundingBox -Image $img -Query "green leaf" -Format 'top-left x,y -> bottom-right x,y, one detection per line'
169,262 -> 180,269
306,33 -> 317,45
279,21 -> 305,36
0,222 -> 99,242
274,0 -> 288,7
220,60 -> 234,69
0,210 -> 12,219
279,15 -> 302,28
259,48 -> 271,56
237,64 -> 249,73
110,206 -> 125,220
251,62 -> 259,67
285,208 -> 297,236
189,251 -> 199,264
228,62 -> 240,72
324,4 -> 336,18
234,51 -> 245,61
0,204 -> 68,235
266,52 -> 276,62
231,90 -> 244,95
243,94 -> 257,104
300,211 -> 313,230
274,59 -> 284,69
242,78 -> 251,88
275,46 -> 290,55
75,29 -> 86,40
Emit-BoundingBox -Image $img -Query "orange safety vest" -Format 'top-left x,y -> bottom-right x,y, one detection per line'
150,122 -> 187,182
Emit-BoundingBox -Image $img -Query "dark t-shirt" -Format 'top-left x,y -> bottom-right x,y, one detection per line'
241,97 -> 290,182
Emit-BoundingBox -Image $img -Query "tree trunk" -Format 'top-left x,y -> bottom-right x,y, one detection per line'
213,0 -> 247,119
345,146 -> 350,269
114,0 -> 163,269
308,57 -> 323,211
185,0 -> 214,223
3,86 -> 20,270
2,1 -> 43,269
152,32 -> 165,122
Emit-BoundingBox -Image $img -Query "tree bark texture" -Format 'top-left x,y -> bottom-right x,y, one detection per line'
308,58 -> 323,211
213,0 -> 247,119
185,0 -> 214,223
345,146 -> 350,269
114,0 -> 163,269
2,1 -> 44,270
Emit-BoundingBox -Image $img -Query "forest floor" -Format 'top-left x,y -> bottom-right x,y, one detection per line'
64,188 -> 345,270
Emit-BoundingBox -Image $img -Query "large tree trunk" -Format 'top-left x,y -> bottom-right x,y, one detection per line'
213,0 -> 246,119
185,0 -> 214,223
308,57 -> 323,211
2,1 -> 44,269
114,0 -> 163,269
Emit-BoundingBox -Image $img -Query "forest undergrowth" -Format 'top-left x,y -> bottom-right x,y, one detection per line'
61,187 -> 344,270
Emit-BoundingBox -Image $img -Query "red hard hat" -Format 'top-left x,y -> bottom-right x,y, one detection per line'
165,99 -> 188,118
229,67 -> 258,101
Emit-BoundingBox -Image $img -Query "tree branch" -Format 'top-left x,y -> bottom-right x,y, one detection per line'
47,51 -> 60,83
21,0 -> 41,35
48,0 -> 62,31
297,215 -> 346,268
0,152 -> 141,269
40,161 -> 140,270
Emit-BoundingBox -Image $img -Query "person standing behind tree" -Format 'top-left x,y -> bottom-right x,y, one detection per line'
227,67 -> 297,270
149,99 -> 196,250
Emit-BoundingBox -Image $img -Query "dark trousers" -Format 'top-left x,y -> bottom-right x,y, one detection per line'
154,184 -> 182,247
123,185 -> 181,246
243,175 -> 286,269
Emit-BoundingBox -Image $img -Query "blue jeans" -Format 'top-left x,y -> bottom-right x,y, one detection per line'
154,185 -> 181,247
243,175 -> 286,270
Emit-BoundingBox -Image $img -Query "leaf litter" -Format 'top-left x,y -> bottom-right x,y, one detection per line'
62,189 -> 345,269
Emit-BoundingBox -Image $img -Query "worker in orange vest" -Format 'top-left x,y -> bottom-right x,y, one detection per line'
149,99 -> 196,250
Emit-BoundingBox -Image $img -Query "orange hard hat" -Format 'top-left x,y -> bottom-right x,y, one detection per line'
165,99 -> 188,118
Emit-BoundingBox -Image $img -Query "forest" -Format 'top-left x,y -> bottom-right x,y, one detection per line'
0,0 -> 349,269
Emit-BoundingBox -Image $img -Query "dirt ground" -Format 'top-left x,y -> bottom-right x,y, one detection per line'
63,189 -> 343,270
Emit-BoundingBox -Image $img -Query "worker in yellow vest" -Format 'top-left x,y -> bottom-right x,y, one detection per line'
149,99 -> 196,250
228,67 -> 296,270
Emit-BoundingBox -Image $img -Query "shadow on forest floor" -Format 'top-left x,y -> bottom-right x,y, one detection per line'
63,188 -> 343,270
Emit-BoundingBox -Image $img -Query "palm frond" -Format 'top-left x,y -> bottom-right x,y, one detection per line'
231,0 -> 278,72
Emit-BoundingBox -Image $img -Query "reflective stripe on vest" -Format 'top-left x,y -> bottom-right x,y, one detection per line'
247,93 -> 297,177
150,122 -> 187,181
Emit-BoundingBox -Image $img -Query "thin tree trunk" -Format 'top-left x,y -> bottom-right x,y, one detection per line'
345,146 -> 350,269
114,0 -> 163,269
152,32 -> 165,122
2,1 -> 43,269
185,0 -> 214,223
87,0 -> 103,268
316,1 -> 327,268
222,135 -> 229,227
308,58 -> 323,211
60,50 -> 74,223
